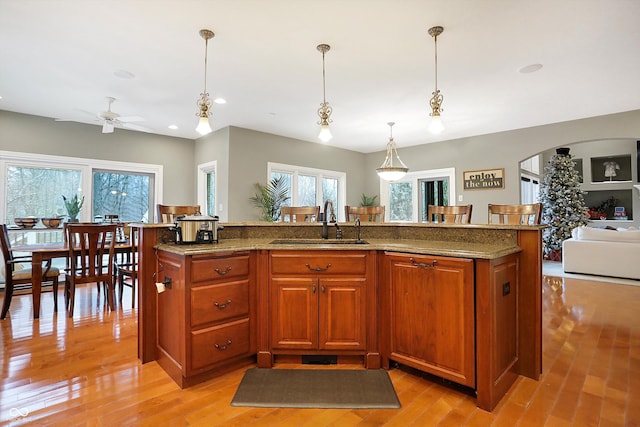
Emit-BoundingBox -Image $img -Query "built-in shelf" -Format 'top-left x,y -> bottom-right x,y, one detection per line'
583,189 -> 633,220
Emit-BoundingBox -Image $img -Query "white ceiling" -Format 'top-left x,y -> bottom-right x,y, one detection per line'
1,0 -> 640,153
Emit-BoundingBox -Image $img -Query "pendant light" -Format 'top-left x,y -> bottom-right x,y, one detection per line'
316,44 -> 333,142
196,29 -> 215,135
428,26 -> 445,134
376,122 -> 408,181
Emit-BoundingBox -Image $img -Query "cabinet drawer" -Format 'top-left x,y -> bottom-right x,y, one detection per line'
270,251 -> 367,275
191,280 -> 250,328
190,318 -> 250,371
191,253 -> 249,284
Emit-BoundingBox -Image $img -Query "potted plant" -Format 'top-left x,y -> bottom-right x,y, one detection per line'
360,193 -> 378,207
62,194 -> 84,222
249,176 -> 290,222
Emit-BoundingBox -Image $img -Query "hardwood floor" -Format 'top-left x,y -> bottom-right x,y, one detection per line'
1,271 -> 639,426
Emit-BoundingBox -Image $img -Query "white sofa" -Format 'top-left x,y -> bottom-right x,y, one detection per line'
562,226 -> 640,280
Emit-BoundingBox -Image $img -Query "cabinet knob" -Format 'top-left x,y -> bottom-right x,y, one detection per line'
214,339 -> 232,351
214,266 -> 232,275
410,258 -> 437,269
214,299 -> 232,310
305,263 -> 332,272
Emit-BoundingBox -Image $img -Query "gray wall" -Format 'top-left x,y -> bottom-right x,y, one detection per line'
365,110 -> 640,223
194,127 -> 230,220
224,126 -> 367,222
0,110 -> 196,208
2,109 -> 640,224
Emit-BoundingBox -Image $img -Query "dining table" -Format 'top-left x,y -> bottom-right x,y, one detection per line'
11,241 -> 132,319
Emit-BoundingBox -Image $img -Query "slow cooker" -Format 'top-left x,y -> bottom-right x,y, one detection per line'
173,214 -> 222,244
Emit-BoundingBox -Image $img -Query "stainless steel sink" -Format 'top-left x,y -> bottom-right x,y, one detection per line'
269,238 -> 369,245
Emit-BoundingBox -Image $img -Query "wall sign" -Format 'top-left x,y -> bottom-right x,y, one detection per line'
463,168 -> 505,190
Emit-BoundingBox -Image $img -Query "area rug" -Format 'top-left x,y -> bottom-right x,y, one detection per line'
231,368 -> 401,409
543,261 -> 640,287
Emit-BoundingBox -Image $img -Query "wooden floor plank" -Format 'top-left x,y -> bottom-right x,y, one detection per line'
2,273 -> 640,425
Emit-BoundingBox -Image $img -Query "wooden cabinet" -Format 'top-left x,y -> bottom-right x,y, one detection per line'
260,250 -> 377,367
381,252 -> 475,387
156,250 -> 256,388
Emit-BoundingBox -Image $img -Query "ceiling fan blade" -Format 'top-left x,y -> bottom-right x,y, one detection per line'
117,115 -> 145,123
121,122 -> 152,132
102,122 -> 115,133
76,109 -> 101,119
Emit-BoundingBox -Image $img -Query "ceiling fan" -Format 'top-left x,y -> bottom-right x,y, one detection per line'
57,96 -> 148,134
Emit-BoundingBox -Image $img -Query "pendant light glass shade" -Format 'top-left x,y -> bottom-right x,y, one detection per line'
428,26 -> 445,134
376,122 -> 408,181
196,115 -> 212,135
318,122 -> 332,142
196,29 -> 215,136
316,44 -> 333,142
428,111 -> 444,134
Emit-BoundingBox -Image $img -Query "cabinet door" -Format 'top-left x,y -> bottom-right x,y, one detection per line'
388,254 -> 475,387
319,278 -> 366,351
270,277 -> 318,350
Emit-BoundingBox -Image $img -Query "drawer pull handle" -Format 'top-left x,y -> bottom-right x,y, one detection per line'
410,258 -> 437,269
312,285 -> 316,293
214,266 -> 232,275
214,299 -> 232,310
305,263 -> 332,272
215,339 -> 232,351
321,284 -> 326,293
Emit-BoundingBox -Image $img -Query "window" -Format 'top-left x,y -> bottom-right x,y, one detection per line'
5,165 -> 82,220
268,162 -> 346,220
389,181 -> 413,221
521,175 -> 540,205
380,168 -> 456,222
1,151 -> 161,224
197,161 -> 217,216
93,170 -> 152,222
520,155 -> 541,204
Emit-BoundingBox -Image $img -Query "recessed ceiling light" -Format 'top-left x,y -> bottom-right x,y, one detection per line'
168,125 -> 179,130
213,98 -> 226,104
114,69 -> 135,79
519,63 -> 543,74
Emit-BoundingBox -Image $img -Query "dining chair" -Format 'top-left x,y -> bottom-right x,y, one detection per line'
280,206 -> 321,222
156,204 -> 201,223
64,223 -> 118,317
114,225 -> 138,308
344,206 -> 385,222
427,205 -> 473,224
488,203 -> 542,225
1,224 -> 60,319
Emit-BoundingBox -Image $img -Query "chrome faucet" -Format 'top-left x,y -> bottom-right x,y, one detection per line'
322,200 -> 336,239
355,217 -> 362,242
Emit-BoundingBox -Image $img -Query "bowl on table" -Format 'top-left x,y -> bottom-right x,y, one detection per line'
41,217 -> 63,228
14,217 -> 39,229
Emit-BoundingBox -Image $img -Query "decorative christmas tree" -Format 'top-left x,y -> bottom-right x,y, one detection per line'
539,147 -> 589,260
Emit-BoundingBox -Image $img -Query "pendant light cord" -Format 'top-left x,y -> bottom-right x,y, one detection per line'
322,50 -> 327,103
433,33 -> 438,92
203,38 -> 209,95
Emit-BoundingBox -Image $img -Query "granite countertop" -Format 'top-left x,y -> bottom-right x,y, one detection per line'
156,238 -> 521,260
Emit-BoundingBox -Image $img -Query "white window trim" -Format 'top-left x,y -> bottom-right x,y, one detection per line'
267,162 -> 347,220
197,160 -> 217,217
379,167 -> 456,222
0,150 -> 163,223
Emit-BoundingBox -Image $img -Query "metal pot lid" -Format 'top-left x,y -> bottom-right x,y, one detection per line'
176,214 -> 219,221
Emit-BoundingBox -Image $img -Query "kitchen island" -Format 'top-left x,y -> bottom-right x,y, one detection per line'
132,222 -> 543,411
